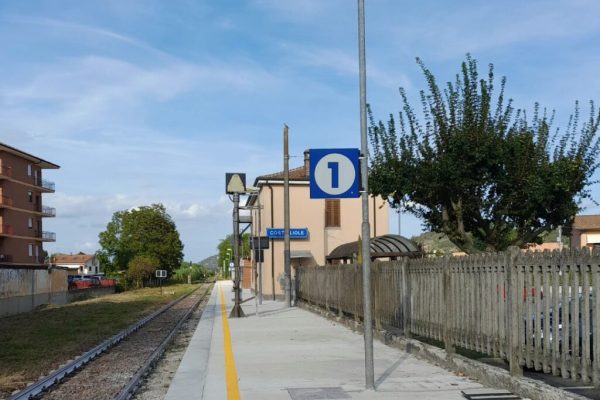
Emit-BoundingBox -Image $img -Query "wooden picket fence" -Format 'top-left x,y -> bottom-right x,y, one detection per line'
296,247 -> 600,385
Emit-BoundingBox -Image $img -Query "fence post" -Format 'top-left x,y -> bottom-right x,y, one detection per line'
338,265 -> 343,318
506,246 -> 523,377
443,255 -> 455,353
374,264 -> 381,330
593,250 -> 600,386
325,267 -> 330,314
401,257 -> 411,338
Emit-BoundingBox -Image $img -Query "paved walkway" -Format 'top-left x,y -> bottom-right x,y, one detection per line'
165,280 -> 491,399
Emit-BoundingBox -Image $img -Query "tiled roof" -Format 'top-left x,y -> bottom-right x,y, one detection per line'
0,142 -> 60,169
53,254 -> 94,264
255,165 -> 308,181
573,215 -> 600,230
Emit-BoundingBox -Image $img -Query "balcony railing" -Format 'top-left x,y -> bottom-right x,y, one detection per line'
0,225 -> 14,235
0,254 -> 13,263
41,206 -> 56,217
0,195 -> 13,207
35,179 -> 55,192
0,166 -> 11,178
42,231 -> 56,242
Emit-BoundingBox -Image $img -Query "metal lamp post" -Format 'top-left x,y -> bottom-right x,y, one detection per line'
226,172 -> 247,318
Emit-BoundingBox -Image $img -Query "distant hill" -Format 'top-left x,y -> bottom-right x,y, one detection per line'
199,254 -> 219,271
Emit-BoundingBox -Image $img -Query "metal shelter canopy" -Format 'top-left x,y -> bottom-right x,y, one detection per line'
326,234 -> 421,263
290,250 -> 313,259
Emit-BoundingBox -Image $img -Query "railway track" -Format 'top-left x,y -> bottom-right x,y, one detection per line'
9,283 -> 213,400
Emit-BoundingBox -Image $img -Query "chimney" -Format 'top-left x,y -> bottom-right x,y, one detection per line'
304,150 -> 310,176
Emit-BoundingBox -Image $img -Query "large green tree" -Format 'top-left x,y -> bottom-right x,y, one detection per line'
128,255 -> 160,288
98,203 -> 184,273
217,234 -> 251,262
217,233 -> 251,275
369,55 -> 600,253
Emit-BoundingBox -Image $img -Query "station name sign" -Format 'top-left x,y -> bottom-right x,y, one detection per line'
266,228 -> 309,239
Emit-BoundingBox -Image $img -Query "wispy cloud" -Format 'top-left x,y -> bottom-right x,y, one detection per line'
0,55 -> 278,139
384,0 -> 600,59
252,0 -> 334,22
45,191 -> 233,256
3,16 -> 176,60
281,43 -> 411,89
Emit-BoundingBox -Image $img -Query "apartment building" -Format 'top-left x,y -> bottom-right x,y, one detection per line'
245,150 -> 389,298
0,143 -> 59,267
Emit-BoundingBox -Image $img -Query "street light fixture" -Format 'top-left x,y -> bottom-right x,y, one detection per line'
225,172 -> 247,318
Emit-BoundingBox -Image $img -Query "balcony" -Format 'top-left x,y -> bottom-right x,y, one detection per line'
0,166 -> 11,179
41,206 -> 56,217
35,178 -> 55,193
0,254 -> 13,263
41,231 -> 56,242
0,225 -> 14,235
0,195 -> 13,207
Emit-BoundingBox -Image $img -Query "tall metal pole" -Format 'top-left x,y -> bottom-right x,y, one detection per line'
230,193 -> 245,318
251,205 -> 258,314
358,0 -> 374,389
283,124 -> 292,307
258,193 -> 263,304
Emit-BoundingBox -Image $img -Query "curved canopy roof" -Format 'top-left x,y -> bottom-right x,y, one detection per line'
327,234 -> 421,261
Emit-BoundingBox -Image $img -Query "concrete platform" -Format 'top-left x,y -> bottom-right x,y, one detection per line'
165,280 -> 492,399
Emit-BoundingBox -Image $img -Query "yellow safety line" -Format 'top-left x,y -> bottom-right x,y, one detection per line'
220,285 -> 241,400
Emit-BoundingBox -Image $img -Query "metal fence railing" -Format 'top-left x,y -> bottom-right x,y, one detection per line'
296,247 -> 600,385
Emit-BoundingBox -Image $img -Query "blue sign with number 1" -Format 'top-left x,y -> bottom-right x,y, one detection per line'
309,148 -> 360,199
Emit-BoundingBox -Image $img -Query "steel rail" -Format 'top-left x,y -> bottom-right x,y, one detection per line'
9,287 -> 203,400
114,285 -> 212,400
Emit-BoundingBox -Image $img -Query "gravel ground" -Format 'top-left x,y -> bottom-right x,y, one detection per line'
41,284 -> 212,400
132,290 -> 211,400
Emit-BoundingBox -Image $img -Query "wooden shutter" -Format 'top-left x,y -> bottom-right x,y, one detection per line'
325,199 -> 341,227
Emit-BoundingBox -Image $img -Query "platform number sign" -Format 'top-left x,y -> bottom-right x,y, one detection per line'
309,148 -> 360,199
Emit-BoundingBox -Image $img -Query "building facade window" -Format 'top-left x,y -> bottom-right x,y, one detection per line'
27,191 -> 33,203
27,164 -> 32,176
28,217 -> 33,229
325,199 -> 341,227
28,243 -> 33,257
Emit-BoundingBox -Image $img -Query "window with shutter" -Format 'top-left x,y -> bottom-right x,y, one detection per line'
325,199 -> 341,227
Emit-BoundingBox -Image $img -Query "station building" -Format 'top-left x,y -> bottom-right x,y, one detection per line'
571,214 -> 600,250
245,150 -> 389,299
0,143 -> 58,267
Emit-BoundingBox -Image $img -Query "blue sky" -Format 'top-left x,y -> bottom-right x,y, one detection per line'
1,0 -> 599,261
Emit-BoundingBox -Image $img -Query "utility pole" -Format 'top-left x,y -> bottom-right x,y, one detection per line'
283,124 -> 292,307
258,193 -> 263,304
251,203 -> 257,313
358,0 -> 374,390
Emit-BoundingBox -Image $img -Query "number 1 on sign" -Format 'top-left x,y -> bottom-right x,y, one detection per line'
327,161 -> 339,188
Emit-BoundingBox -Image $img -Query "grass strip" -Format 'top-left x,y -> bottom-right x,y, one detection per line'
0,283 -> 204,396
